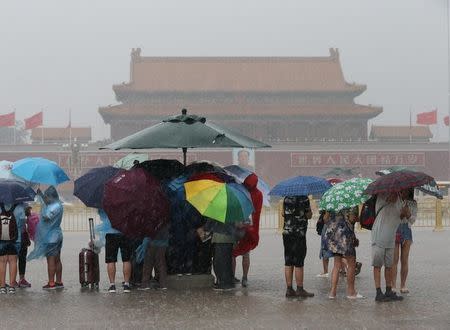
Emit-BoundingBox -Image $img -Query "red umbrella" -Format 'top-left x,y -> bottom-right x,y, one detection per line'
364,170 -> 434,195
327,177 -> 344,186
102,167 -> 170,239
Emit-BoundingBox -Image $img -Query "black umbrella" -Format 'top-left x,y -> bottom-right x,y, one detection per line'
74,166 -> 123,208
133,159 -> 185,181
101,108 -> 270,165
0,179 -> 36,204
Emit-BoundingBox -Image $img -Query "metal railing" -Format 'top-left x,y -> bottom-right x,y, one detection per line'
58,198 -> 449,232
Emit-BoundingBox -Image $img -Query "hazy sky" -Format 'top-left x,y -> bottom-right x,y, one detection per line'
0,0 -> 448,141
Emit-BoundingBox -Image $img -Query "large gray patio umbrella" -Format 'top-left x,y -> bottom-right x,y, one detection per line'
101,109 -> 270,165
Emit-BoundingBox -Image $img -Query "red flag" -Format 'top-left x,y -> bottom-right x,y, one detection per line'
0,112 -> 15,127
24,111 -> 43,130
416,109 -> 437,125
445,116 -> 449,126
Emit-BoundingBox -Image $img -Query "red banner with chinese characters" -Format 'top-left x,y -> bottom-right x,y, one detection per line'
0,112 -> 15,127
291,152 -> 425,168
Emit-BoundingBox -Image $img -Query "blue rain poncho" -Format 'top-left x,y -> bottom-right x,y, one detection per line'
28,186 -> 63,260
94,209 -> 121,250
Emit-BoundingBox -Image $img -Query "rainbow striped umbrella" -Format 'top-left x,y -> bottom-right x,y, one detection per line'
184,173 -> 254,223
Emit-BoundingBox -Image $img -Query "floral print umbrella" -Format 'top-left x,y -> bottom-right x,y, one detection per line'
319,177 -> 373,212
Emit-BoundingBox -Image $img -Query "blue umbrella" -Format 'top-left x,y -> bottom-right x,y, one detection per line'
11,157 -> 70,185
74,166 -> 123,208
224,165 -> 271,206
269,176 -> 332,197
0,179 -> 36,204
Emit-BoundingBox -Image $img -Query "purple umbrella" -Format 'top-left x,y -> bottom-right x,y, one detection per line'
102,168 -> 170,239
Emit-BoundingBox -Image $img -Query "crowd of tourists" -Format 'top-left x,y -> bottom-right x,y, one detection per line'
0,173 -> 417,304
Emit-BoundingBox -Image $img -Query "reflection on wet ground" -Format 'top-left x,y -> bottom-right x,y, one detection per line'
1,229 -> 449,329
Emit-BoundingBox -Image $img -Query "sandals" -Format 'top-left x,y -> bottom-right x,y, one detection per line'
400,288 -> 410,294
347,293 -> 365,299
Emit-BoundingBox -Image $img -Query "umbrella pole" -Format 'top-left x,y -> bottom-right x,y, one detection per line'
182,147 -> 187,166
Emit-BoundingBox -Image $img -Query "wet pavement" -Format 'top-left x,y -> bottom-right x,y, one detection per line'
1,229 -> 449,329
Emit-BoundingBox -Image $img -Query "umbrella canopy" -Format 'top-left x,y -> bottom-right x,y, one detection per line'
74,166 -> 123,208
375,168 -> 442,199
102,168 -> 170,239
364,170 -> 434,195
269,176 -> 332,197
0,160 -> 23,181
319,178 -> 373,212
133,159 -> 185,181
114,153 -> 149,169
0,179 -> 36,204
11,157 -> 70,185
224,165 -> 270,206
184,173 -> 254,223
101,109 -> 270,165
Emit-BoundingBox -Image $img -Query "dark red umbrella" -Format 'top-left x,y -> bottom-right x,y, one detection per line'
102,167 -> 170,239
327,177 -> 344,186
364,170 -> 434,195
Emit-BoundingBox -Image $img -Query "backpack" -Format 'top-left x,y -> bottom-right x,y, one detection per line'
0,205 -> 18,241
359,196 -> 385,230
316,212 -> 325,236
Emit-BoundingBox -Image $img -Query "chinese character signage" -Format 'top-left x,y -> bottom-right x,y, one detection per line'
290,152 -> 425,167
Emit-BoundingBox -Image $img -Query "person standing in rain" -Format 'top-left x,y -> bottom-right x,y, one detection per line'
97,209 -> 132,293
0,202 -> 26,294
282,195 -> 315,298
322,208 -> 364,299
28,186 -> 64,290
392,188 -> 417,294
232,173 -> 263,287
371,192 -> 409,302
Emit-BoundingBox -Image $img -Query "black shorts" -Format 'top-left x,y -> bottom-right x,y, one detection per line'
283,234 -> 307,268
105,234 -> 132,263
0,242 -> 18,256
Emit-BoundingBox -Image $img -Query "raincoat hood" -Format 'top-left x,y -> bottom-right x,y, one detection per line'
44,186 -> 59,203
243,173 -> 258,191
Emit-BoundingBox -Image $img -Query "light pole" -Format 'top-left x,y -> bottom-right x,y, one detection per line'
447,0 -> 450,180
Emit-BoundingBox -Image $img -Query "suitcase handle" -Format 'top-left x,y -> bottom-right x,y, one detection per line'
88,218 -> 95,244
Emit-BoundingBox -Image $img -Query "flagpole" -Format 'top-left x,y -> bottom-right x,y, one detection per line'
69,108 -> 72,145
409,108 -> 412,144
447,0 -> 450,179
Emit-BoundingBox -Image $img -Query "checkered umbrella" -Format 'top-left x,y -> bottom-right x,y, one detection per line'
364,170 -> 434,195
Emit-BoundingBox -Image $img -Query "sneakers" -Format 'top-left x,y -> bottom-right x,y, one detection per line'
19,279 -> 31,288
241,277 -> 248,288
285,287 -> 297,298
10,281 -> 19,288
123,284 -> 131,293
42,283 -> 56,290
233,277 -> 241,284
296,288 -> 315,298
108,285 -> 116,293
316,273 -> 329,278
138,284 -> 152,291
375,292 -> 390,302
213,286 -> 234,292
55,282 -> 64,289
0,287 -> 6,294
386,291 -> 404,301
8,286 -> 16,294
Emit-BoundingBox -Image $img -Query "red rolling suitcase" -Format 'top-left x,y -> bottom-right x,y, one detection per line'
79,218 -> 100,289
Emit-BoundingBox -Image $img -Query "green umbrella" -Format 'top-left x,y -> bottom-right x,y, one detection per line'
114,153 -> 149,169
319,177 -> 373,212
101,109 -> 270,165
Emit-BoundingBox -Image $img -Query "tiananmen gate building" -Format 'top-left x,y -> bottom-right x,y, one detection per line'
99,48 -> 382,142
